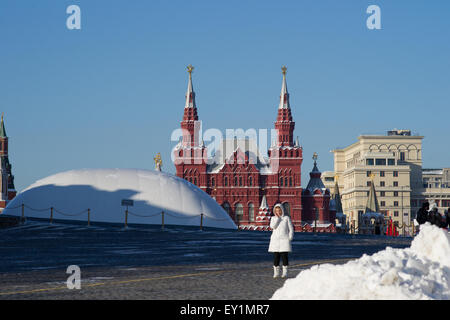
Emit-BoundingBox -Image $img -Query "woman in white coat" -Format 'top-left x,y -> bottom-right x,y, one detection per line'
268,203 -> 294,278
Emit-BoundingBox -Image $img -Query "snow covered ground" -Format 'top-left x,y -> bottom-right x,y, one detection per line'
271,223 -> 450,300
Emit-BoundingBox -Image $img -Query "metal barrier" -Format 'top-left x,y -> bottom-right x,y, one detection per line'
3,203 -> 230,230
348,219 -> 416,237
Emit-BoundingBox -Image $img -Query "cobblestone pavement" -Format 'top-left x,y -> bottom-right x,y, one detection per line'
0,220 -> 412,300
0,259 -> 351,300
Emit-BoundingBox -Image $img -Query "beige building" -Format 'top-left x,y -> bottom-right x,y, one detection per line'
420,168 -> 450,213
322,129 -> 424,230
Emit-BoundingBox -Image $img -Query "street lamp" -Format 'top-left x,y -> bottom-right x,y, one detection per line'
314,207 -> 318,234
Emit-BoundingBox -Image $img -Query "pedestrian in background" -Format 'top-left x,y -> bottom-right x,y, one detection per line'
444,209 -> 450,229
416,202 -> 429,225
268,203 -> 294,278
427,203 -> 446,228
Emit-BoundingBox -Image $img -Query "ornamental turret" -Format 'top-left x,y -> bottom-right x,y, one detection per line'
0,114 -> 16,208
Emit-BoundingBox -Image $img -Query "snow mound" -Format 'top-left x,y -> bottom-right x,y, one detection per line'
271,223 -> 450,300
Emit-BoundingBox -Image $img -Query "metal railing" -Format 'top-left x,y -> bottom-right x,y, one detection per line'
4,204 -> 230,230
346,220 -> 416,237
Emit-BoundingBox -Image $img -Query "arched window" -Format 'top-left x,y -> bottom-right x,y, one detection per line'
235,203 -> 244,223
283,202 -> 291,217
285,177 -> 288,187
234,176 -> 238,186
224,176 -> 228,187
194,178 -> 197,185
248,176 -> 253,187
222,202 -> 231,215
280,177 -> 283,187
211,177 -> 215,187
248,203 -> 255,222
239,176 -> 242,186
289,177 -> 293,187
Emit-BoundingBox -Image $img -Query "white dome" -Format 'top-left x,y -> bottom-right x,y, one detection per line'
2,169 -> 237,229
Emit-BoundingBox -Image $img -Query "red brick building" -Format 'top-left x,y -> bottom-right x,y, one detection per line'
174,66 -> 335,232
0,114 -> 17,209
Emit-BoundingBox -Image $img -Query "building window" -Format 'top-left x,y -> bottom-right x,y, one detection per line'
380,181 -> 385,187
367,181 -> 371,187
280,177 -> 283,187
222,202 -> 231,215
235,203 -> 244,223
393,181 -> 399,187
376,159 -> 386,166
366,159 -> 374,166
194,178 -> 197,185
394,201 -> 399,207
380,171 -> 385,177
285,177 -> 288,187
400,152 -> 406,161
388,159 -> 395,166
380,191 -> 385,197
248,203 -> 255,222
394,211 -> 399,217
282,202 -> 291,217
394,191 -> 398,197
239,176 -> 242,186
211,177 -> 215,187
224,176 -> 228,187
289,177 -> 293,187
234,176 -> 238,186
248,176 -> 253,187
393,171 -> 399,177
381,201 -> 386,207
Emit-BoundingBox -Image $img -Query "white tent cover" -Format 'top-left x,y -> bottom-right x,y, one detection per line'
2,169 -> 237,229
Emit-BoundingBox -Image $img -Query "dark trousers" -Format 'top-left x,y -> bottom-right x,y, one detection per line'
273,252 -> 289,266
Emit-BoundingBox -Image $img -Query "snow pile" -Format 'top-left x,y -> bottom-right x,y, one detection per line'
271,224 -> 450,300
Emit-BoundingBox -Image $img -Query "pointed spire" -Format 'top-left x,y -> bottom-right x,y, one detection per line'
306,153 -> 326,192
278,66 -> 290,109
365,174 -> 380,213
333,175 -> 343,213
0,113 -> 6,138
185,64 -> 196,109
259,195 -> 269,209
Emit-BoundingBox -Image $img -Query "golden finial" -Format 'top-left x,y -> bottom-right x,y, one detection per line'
154,152 -> 162,171
334,174 -> 339,182
281,65 -> 287,75
369,172 -> 376,180
312,152 -> 318,162
187,64 -> 194,75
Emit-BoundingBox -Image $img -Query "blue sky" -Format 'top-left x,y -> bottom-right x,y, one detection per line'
1,0 -> 449,192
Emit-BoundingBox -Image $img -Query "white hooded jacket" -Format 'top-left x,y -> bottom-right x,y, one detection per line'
268,204 -> 294,253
